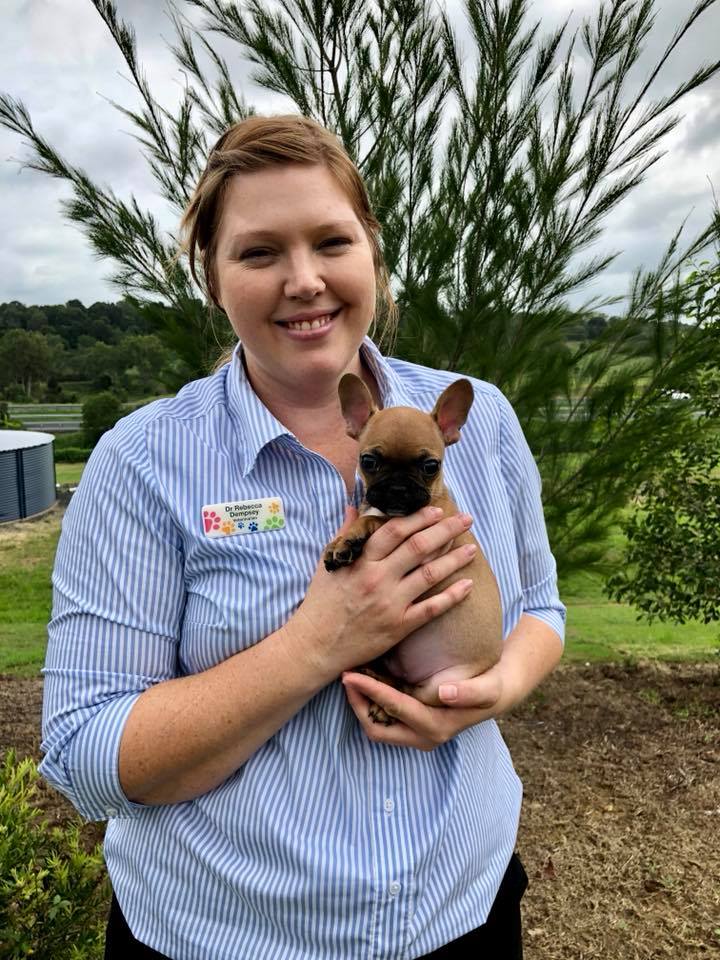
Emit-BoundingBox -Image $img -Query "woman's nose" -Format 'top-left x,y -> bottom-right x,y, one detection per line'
283,251 -> 326,299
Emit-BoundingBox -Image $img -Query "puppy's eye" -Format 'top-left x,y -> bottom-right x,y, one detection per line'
360,454 -> 379,473
421,459 -> 441,477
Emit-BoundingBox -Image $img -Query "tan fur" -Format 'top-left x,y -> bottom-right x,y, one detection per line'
325,375 -> 503,722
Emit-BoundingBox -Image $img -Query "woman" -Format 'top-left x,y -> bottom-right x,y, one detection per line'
40,115 -> 565,959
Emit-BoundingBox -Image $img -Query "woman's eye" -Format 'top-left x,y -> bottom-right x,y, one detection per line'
422,459 -> 440,477
321,237 -> 351,249
360,454 -> 378,472
241,248 -> 273,260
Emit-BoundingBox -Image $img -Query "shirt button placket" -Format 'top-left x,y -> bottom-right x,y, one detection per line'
369,752 -> 411,958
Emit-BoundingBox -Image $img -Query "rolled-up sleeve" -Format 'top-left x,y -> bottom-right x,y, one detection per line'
40,421 -> 185,821
496,391 -> 566,643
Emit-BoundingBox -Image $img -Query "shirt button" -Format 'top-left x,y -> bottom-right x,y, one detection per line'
384,798 -> 394,813
389,881 -> 401,896
106,808 -> 118,818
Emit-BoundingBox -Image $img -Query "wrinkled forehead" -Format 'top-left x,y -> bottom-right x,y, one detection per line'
360,407 -> 444,456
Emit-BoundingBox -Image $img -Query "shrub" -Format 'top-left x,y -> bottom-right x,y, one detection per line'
54,447 -> 92,464
0,752 -> 108,959
81,392 -> 123,448
0,387 -> 29,404
0,403 -> 23,430
53,431 -> 85,451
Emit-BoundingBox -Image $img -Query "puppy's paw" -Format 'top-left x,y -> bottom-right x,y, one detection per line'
368,702 -> 397,726
323,535 -> 368,571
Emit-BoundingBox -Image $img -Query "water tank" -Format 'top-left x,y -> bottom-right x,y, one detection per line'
0,430 -> 56,522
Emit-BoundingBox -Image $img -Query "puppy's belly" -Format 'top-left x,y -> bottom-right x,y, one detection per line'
383,536 -> 503,691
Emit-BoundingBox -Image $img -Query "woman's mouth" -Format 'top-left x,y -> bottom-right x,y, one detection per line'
286,313 -> 334,331
276,307 -> 342,336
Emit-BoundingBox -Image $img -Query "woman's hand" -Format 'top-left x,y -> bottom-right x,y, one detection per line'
341,664 -> 508,750
341,613 -> 564,749
285,505 -> 478,683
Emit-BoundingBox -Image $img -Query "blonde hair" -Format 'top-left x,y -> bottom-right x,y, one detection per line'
180,114 -> 398,366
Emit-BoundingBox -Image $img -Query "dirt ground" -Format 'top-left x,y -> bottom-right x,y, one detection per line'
1,660 -> 718,959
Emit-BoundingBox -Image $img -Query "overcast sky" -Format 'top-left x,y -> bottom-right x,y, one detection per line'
1,0 -> 719,313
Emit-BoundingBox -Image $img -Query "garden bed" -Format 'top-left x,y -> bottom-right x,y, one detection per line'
1,661 -> 718,958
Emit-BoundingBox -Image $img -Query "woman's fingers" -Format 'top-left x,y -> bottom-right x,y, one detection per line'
401,575 -> 474,632
396,542 -> 478,605
302,507 -> 477,674
342,668 -> 508,750
359,506 -> 443,561
342,675 -> 440,750
362,508 -> 473,572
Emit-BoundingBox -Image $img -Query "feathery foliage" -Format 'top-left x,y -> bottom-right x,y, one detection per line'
2,0 -> 720,570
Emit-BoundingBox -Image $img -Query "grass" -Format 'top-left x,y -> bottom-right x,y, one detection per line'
55,462 -> 86,486
559,516 -> 719,661
560,566 -> 718,662
0,505 -> 717,678
0,516 -> 59,676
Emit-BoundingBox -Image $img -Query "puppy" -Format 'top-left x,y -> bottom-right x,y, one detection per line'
325,373 -> 502,724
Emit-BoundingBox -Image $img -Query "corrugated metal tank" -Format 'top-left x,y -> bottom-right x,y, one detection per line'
0,430 -> 56,522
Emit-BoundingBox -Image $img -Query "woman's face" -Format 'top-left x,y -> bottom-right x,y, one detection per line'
213,164 -> 377,399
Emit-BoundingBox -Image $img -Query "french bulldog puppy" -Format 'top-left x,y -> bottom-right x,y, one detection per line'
325,373 -> 502,723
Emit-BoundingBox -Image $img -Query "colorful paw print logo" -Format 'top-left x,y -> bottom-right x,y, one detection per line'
235,520 -> 245,530
264,516 -> 284,530
220,520 -> 234,535
248,522 -> 259,532
203,509 -> 221,533
268,501 -> 281,515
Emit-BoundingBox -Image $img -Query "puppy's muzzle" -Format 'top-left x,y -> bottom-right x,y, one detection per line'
366,477 -> 431,517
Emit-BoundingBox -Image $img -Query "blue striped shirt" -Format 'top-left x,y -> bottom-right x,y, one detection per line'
40,337 -> 564,960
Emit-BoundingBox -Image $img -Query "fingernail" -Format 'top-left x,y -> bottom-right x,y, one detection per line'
459,513 -> 472,526
427,506 -> 444,518
439,684 -> 458,702
464,544 -> 477,557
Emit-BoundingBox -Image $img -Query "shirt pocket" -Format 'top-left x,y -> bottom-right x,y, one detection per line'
180,534 -> 314,674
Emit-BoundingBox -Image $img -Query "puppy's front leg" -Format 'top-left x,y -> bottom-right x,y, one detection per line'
324,514 -> 385,571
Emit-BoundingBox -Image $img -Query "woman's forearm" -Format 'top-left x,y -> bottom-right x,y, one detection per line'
118,511 -> 479,806
495,613 -> 564,713
118,622 -> 332,806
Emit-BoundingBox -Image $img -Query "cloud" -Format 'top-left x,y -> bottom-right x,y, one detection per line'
1,0 -> 719,309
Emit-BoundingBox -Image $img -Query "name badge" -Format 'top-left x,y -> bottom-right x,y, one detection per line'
202,497 -> 285,538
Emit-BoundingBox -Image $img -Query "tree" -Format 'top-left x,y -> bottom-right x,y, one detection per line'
606,260 -> 720,626
0,301 -> 29,332
0,328 -> 51,399
2,0 -> 720,570
81,391 -> 124,447
120,333 -> 174,394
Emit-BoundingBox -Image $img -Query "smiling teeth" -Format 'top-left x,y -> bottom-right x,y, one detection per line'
286,314 -> 334,331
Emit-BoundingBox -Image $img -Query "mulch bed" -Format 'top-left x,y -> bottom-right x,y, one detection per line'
2,660 -> 718,958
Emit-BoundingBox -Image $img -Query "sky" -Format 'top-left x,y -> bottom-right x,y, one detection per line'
1,0 -> 719,313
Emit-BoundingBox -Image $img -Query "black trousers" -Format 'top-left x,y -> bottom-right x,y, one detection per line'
105,854 -> 528,960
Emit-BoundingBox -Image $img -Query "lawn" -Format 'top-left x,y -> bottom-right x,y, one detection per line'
55,461 -> 86,486
560,566 -> 718,661
0,504 -> 718,677
0,512 -> 59,675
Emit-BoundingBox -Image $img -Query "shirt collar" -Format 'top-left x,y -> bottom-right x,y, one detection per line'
226,342 -> 293,477
358,335 -> 414,408
225,336 -> 412,476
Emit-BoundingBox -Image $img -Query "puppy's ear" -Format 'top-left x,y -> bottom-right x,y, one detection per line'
432,379 -> 474,445
338,373 -> 377,439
